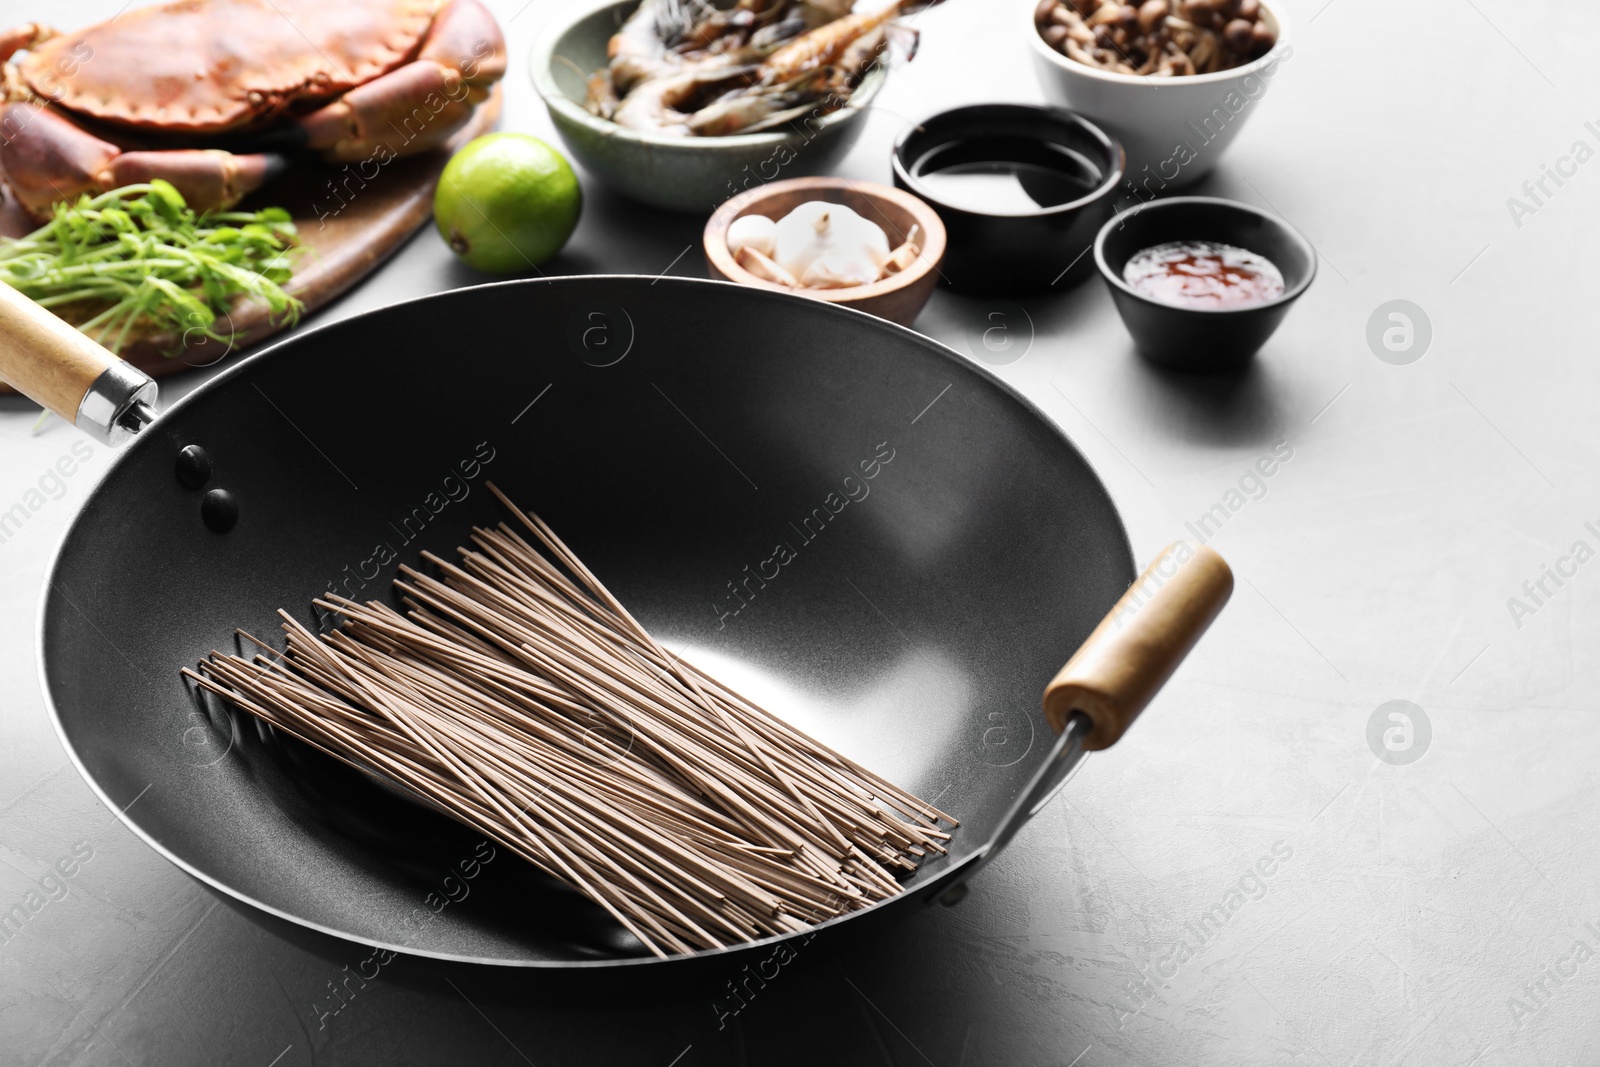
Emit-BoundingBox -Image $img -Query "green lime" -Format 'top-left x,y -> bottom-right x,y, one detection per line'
434,133 -> 582,274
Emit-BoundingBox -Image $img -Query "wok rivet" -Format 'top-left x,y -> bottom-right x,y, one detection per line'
175,445 -> 212,489
201,488 -> 239,533
939,883 -> 969,907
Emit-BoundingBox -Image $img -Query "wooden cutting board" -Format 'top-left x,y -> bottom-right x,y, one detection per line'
0,86 -> 502,388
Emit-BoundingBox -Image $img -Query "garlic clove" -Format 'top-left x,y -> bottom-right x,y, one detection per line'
799,254 -> 882,290
882,225 -> 922,275
882,242 -> 920,276
735,246 -> 799,287
726,214 -> 778,259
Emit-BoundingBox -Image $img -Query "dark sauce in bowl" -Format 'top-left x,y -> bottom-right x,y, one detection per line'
908,135 -> 1104,214
1123,240 -> 1285,309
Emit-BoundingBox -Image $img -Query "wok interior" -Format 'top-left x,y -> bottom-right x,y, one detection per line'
43,277 -> 1132,964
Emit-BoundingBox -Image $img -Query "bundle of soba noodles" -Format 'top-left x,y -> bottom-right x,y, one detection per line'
187,483 -> 954,956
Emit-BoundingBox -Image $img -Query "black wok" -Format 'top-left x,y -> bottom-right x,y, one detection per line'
2,276 -> 1228,967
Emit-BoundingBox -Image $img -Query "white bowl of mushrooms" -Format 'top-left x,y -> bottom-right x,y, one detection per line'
1027,0 -> 1292,190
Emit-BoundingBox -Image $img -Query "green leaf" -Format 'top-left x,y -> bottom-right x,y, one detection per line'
0,182 -> 303,355
146,180 -> 190,224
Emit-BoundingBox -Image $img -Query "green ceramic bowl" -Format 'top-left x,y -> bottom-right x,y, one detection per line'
530,0 -> 887,213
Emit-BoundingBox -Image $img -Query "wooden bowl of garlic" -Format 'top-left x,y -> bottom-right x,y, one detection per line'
703,177 -> 947,328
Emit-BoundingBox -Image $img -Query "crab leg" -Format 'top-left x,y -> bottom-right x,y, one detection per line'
296,0 -> 506,164
0,103 -> 282,219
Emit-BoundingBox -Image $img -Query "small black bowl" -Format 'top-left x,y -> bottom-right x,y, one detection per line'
892,104 -> 1124,294
1094,197 -> 1317,373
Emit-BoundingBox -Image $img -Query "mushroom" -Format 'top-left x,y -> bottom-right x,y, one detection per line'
1086,3 -> 1124,27
1041,0 -> 1268,70
1065,38 -> 1099,65
1138,0 -> 1169,32
1222,17 -> 1254,54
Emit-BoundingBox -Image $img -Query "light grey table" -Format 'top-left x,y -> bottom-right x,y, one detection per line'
3,0 -> 1597,1063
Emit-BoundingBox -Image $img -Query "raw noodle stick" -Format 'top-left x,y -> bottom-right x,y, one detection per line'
186,483 -> 955,957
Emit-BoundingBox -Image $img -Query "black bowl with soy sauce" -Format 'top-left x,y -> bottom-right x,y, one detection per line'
1094,197 -> 1317,373
892,104 -> 1124,294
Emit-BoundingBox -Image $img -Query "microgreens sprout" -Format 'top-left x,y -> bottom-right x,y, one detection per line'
0,180 -> 303,355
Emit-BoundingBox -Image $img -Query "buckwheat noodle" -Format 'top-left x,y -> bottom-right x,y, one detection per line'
185,483 -> 956,957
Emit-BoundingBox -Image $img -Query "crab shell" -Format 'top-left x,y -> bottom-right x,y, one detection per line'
0,0 -> 506,219
20,0 -> 467,135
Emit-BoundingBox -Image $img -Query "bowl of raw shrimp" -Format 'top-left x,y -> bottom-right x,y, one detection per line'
532,0 -> 906,213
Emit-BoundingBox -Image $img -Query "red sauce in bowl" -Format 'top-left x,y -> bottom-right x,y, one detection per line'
1123,241 -> 1285,309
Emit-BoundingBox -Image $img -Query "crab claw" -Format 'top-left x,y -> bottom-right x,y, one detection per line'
296,0 -> 506,164
418,0 -> 507,100
0,103 -> 281,219
0,23 -> 55,99
297,60 -> 479,164
0,23 -> 54,65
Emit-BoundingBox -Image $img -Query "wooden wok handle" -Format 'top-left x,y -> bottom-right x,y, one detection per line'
1043,542 -> 1232,751
0,281 -> 157,443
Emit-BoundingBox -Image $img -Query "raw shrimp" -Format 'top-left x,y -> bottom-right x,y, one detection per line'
799,0 -> 854,26
586,70 -> 621,119
675,7 -> 755,52
608,0 -> 706,94
612,66 -> 748,135
750,8 -> 809,49
734,0 -> 795,15
676,0 -> 795,49
759,0 -> 920,81
592,0 -> 937,137
827,24 -> 888,90
684,68 -> 831,135
688,24 -> 897,137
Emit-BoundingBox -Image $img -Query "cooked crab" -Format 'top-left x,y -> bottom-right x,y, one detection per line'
0,0 -> 506,220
